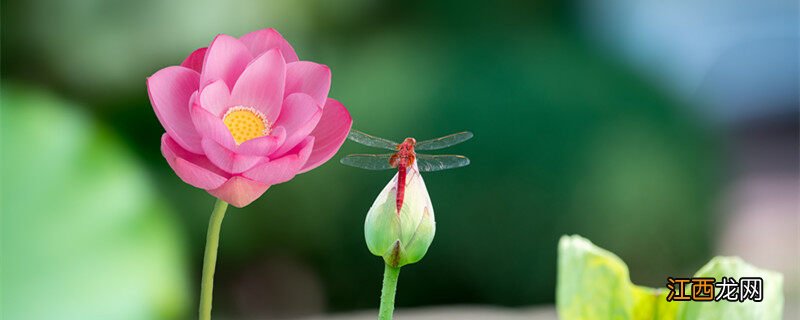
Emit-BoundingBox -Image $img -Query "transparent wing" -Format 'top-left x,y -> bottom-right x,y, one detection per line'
347,130 -> 398,150
415,154 -> 470,172
340,154 -> 395,170
415,131 -> 474,151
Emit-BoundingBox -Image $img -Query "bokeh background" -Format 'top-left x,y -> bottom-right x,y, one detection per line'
2,0 -> 798,319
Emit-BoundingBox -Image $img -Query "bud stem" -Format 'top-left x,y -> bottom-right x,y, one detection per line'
378,264 -> 401,320
199,199 -> 229,320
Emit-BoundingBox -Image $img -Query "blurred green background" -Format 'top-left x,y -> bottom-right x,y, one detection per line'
2,0 -> 797,319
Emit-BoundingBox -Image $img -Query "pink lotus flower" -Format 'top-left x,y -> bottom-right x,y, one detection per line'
148,29 -> 352,207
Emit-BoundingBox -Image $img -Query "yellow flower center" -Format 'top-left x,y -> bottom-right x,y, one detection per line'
222,106 -> 270,144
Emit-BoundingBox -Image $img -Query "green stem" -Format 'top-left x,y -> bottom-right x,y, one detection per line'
378,264 -> 401,320
199,199 -> 228,320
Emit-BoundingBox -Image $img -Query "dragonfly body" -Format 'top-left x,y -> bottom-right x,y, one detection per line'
390,138 -> 417,213
342,130 -> 473,214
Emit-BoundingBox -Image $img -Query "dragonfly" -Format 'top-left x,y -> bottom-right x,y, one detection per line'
341,130 -> 473,213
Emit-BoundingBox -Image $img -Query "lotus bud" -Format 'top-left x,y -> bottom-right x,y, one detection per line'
365,163 -> 436,267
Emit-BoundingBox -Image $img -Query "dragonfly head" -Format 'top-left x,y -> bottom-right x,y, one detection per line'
403,137 -> 417,146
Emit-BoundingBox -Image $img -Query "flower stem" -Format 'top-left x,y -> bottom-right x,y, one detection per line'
378,264 -> 401,320
199,199 -> 228,320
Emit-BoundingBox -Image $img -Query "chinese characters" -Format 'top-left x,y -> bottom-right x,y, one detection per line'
666,277 -> 763,302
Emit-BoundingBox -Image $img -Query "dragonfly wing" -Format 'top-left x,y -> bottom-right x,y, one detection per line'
415,154 -> 470,172
347,130 -> 398,150
340,154 -> 395,170
414,131 -> 474,150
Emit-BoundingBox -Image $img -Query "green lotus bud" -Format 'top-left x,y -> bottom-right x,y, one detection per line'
365,163 -> 435,267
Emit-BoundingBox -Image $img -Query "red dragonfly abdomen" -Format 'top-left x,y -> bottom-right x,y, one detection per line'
395,165 -> 406,214
391,139 -> 416,214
